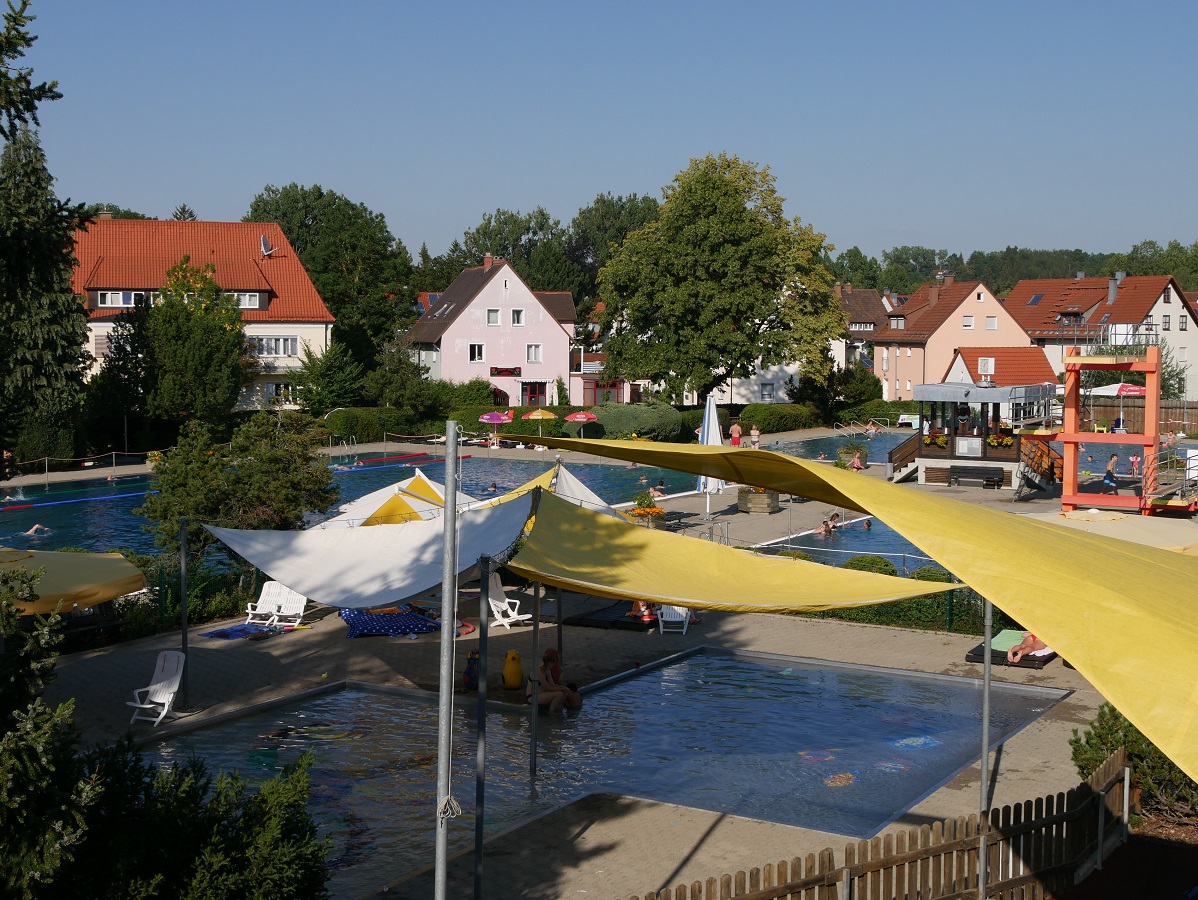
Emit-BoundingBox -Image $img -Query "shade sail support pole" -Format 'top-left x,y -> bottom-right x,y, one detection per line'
979,596 -> 993,894
473,555 -> 490,900
434,420 -> 459,900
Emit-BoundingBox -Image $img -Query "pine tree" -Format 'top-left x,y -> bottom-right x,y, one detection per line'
171,203 -> 197,221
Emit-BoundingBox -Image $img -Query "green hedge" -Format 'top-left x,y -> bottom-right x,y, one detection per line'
677,405 -> 729,437
322,407 -> 410,444
835,399 -> 918,426
445,405 -> 572,439
739,403 -> 820,434
590,401 -> 687,442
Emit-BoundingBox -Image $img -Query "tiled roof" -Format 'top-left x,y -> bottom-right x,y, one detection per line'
873,280 -> 985,342
1003,275 -> 1176,336
406,261 -> 575,343
73,220 -> 332,323
838,287 -> 887,328
946,347 -> 1056,386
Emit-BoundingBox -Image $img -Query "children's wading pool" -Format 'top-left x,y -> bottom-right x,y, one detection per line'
144,648 -> 1068,897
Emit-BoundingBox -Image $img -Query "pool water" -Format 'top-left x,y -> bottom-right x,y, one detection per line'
0,459 -> 697,556
775,431 -> 910,460
760,518 -> 941,574
144,650 -> 1066,897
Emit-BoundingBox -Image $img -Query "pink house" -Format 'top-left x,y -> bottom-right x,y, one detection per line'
406,257 -> 575,406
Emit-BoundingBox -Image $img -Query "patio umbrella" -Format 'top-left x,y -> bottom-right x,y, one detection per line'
564,410 -> 598,439
696,393 -> 726,518
478,411 -> 510,445
521,408 -> 558,437
0,547 -> 146,616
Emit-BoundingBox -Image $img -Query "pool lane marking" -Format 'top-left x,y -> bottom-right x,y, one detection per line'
0,489 -> 159,512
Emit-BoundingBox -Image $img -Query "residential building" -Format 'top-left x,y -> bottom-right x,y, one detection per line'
941,346 -> 1057,388
406,257 -> 575,406
871,276 -> 1031,401
1003,274 -> 1198,397
72,217 -> 334,409
837,283 -> 889,369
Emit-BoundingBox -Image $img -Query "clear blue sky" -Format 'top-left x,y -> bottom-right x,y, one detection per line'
24,0 -> 1197,262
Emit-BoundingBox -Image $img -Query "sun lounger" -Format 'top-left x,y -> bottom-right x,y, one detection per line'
127,650 -> 185,727
965,628 -> 1058,669
246,581 -> 308,628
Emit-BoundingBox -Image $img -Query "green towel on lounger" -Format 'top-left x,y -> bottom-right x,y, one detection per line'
989,629 -> 1026,652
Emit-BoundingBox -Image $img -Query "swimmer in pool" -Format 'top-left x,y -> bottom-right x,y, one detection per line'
22,524 -> 50,536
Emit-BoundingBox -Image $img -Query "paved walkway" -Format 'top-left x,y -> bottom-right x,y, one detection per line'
34,429 -> 1105,900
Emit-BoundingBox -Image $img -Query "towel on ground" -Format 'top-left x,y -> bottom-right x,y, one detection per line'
340,606 -> 441,639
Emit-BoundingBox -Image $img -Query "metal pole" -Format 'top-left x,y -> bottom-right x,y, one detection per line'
529,583 -> 541,782
434,420 -> 459,900
979,596 -> 993,894
474,556 -> 490,900
179,516 -> 189,708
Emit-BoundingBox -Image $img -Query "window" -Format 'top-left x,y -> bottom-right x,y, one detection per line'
881,349 -> 889,372
1181,346 -> 1189,362
266,382 -> 294,404
977,292 -> 984,302
1181,316 -> 1188,332
1163,315 -> 1171,331
469,343 -> 485,363
526,343 -> 542,363
1164,286 -> 1172,303
511,309 -> 524,326
228,292 -> 260,309
760,383 -> 775,402
1143,315 -> 1154,326
906,347 -> 912,357
486,308 -> 500,326
889,316 -> 905,329
905,380 -> 911,391
986,316 -> 998,330
97,290 -> 146,307
521,382 -> 547,406
978,357 -> 995,376
962,316 -> 974,330
250,336 -> 298,357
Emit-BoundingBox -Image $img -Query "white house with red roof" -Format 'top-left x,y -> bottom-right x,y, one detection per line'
871,276 -> 1031,401
406,257 -> 576,406
1003,274 -> 1198,397
73,217 -> 334,409
942,346 -> 1057,389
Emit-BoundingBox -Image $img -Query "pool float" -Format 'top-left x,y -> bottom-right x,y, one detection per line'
502,648 -> 523,689
824,771 -> 858,787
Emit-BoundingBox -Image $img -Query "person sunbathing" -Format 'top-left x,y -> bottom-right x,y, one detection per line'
1007,632 -> 1052,664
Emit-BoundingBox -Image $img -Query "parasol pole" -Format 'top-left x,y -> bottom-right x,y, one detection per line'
434,420 -> 460,900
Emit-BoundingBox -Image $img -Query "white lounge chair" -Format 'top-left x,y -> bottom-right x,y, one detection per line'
487,572 -> 533,629
127,650 -> 185,727
246,581 -> 308,627
657,604 -> 690,635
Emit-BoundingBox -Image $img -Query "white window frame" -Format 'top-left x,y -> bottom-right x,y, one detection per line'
226,292 -> 261,309
760,383 -> 775,402
511,309 -> 524,327
978,357 -> 995,376
906,347 -> 912,357
881,349 -> 889,372
526,343 -> 542,364
986,316 -> 998,331
486,308 -> 500,327
469,343 -> 485,363
97,290 -> 146,308
250,336 -> 298,357
266,382 -> 294,404
962,315 -> 975,330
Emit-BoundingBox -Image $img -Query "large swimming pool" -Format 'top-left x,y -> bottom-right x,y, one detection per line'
760,517 -> 941,574
144,649 -> 1066,897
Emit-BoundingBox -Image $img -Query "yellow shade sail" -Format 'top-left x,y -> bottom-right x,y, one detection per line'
521,436 -> 1198,784
0,548 -> 146,616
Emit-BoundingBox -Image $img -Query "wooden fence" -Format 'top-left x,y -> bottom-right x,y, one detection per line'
1088,398 -> 1196,435
629,749 -> 1130,900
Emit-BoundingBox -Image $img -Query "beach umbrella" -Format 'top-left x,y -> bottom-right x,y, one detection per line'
696,393 -> 726,518
479,411 -> 510,444
564,410 -> 598,439
521,408 -> 558,437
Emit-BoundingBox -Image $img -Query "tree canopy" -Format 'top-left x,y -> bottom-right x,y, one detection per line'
244,183 -> 413,370
596,153 -> 844,400
292,340 -> 364,415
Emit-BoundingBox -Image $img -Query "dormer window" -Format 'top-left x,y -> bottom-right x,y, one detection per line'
229,292 -> 261,309
98,290 -> 146,307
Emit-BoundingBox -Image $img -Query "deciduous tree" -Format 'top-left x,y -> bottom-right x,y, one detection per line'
597,153 -> 844,401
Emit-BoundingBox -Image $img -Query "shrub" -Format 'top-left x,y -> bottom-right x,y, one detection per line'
323,406 -> 409,443
589,402 -> 686,442
1070,702 -> 1198,819
677,405 -> 730,438
776,549 -> 814,562
835,399 -> 918,426
739,403 -> 820,435
841,555 -> 898,576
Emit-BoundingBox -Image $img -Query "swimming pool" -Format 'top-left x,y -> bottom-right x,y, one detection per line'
143,649 -> 1066,896
759,517 -> 941,574
775,431 -> 910,460
0,459 -> 698,555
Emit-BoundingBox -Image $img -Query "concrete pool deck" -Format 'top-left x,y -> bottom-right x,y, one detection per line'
34,430 -> 1112,899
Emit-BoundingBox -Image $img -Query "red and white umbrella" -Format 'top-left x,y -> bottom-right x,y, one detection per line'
564,410 -> 598,439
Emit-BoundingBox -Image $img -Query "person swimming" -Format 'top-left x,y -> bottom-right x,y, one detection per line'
21,524 -> 50,536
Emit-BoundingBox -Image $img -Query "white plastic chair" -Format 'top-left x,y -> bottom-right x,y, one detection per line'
487,572 -> 533,629
127,650 -> 185,727
657,604 -> 690,635
246,581 -> 307,627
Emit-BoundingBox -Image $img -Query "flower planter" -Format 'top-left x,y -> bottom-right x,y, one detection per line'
738,491 -> 780,515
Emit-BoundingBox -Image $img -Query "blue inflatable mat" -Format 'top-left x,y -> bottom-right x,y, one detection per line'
340,607 -> 440,639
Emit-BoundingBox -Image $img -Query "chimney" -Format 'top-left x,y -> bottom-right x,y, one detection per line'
833,281 -> 842,297
1108,276 -> 1118,305
97,210 -> 113,220
1076,271 -> 1085,280
928,283 -> 940,306
943,274 -> 954,285
844,282 -> 853,294
483,254 -> 493,270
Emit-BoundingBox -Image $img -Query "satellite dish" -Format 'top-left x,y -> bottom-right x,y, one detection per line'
260,235 -> 276,257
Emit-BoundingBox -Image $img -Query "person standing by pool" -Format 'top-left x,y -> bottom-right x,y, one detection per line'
729,421 -> 742,447
749,424 -> 760,449
1129,453 -> 1142,477
1100,454 -> 1119,494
